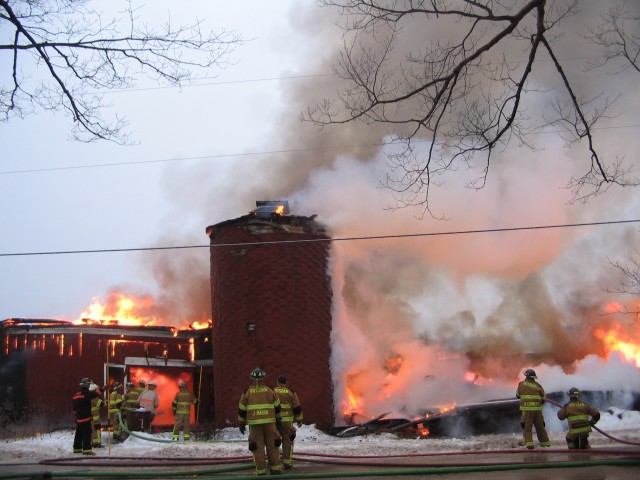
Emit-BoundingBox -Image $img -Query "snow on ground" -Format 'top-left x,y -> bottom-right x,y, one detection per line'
2,409 -> 639,462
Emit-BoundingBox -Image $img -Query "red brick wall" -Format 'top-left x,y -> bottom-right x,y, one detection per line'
208,216 -> 334,429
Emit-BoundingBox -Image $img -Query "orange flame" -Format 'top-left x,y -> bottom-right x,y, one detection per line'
76,291 -> 210,330
78,292 -> 159,326
439,403 -> 456,414
594,326 -> 640,368
128,367 -> 194,426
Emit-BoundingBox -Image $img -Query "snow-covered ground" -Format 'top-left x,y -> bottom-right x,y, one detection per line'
2,408 -> 639,462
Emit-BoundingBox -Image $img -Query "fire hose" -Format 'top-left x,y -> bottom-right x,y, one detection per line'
4,454 -> 637,480
115,410 -> 176,444
544,397 -> 640,447
7,444 -> 637,479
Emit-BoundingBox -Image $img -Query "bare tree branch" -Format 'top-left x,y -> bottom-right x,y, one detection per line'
587,1 -> 640,73
0,0 -> 243,143
606,249 -> 640,322
305,0 -> 639,213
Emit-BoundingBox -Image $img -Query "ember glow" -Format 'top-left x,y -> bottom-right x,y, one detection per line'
128,367 -> 195,426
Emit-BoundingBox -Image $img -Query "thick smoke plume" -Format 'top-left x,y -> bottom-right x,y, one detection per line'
93,1 -> 640,424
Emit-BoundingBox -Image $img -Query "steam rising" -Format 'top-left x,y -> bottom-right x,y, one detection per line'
99,1 -> 640,423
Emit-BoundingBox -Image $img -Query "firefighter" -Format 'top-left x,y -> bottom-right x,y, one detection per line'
274,375 -> 303,469
108,382 -> 126,441
516,368 -> 551,449
73,378 -> 103,455
122,381 -> 141,430
172,380 -> 198,441
135,379 -> 147,397
237,367 -> 283,476
90,383 -> 105,448
557,387 -> 601,449
139,380 -> 160,432
139,380 -> 159,412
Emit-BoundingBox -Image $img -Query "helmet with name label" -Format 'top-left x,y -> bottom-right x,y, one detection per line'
249,367 -> 266,381
568,387 -> 581,398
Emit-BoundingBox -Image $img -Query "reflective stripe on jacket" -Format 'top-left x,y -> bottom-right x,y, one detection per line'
274,384 -> 303,423
73,387 -> 102,423
173,390 -> 197,415
122,389 -> 141,411
237,383 -> 281,426
109,391 -> 125,414
516,380 -> 545,411
557,401 -> 600,435
91,397 -> 104,421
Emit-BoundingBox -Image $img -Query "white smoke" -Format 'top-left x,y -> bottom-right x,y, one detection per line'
138,0 -> 640,423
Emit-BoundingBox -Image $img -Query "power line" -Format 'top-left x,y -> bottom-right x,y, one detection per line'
95,73 -> 337,94
2,123 -> 639,175
1,219 -> 638,257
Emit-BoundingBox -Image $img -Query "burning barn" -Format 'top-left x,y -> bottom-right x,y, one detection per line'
0,318 -> 212,430
207,200 -> 335,429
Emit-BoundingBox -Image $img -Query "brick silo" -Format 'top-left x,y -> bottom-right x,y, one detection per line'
206,202 -> 334,429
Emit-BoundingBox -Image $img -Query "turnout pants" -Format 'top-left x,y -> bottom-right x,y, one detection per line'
172,413 -> 192,440
109,410 -> 122,438
248,423 -> 282,475
521,411 -> 551,448
73,419 -> 93,454
566,433 -> 591,449
279,422 -> 297,468
92,420 -> 102,446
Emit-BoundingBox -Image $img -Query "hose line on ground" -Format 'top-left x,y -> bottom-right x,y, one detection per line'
115,411 -> 175,444
3,458 -> 639,480
544,397 -> 640,446
114,411 -> 243,445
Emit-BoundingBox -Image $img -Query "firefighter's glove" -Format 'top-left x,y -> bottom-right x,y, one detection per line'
239,425 -> 246,435
296,421 -> 302,427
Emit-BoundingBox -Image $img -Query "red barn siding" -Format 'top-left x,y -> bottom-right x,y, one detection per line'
208,215 -> 334,429
0,321 -> 210,429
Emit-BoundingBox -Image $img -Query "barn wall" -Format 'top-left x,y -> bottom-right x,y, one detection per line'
208,215 -> 334,429
1,325 -> 209,429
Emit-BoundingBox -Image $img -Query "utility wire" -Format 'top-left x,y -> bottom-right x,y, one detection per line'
2,123 -> 639,175
1,219 -> 638,257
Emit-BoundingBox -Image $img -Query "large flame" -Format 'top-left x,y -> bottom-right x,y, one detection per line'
594,324 -> 640,368
76,291 -> 210,330
78,292 -> 159,326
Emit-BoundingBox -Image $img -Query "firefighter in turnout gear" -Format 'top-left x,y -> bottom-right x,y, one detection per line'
172,380 -> 198,441
557,387 -> 601,449
274,375 -> 303,469
516,369 -> 551,449
122,381 -> 141,430
237,367 -> 283,475
109,382 -> 126,441
90,385 -> 105,448
73,378 -> 103,455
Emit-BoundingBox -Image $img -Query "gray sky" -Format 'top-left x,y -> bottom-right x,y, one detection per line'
1,0 -> 309,319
